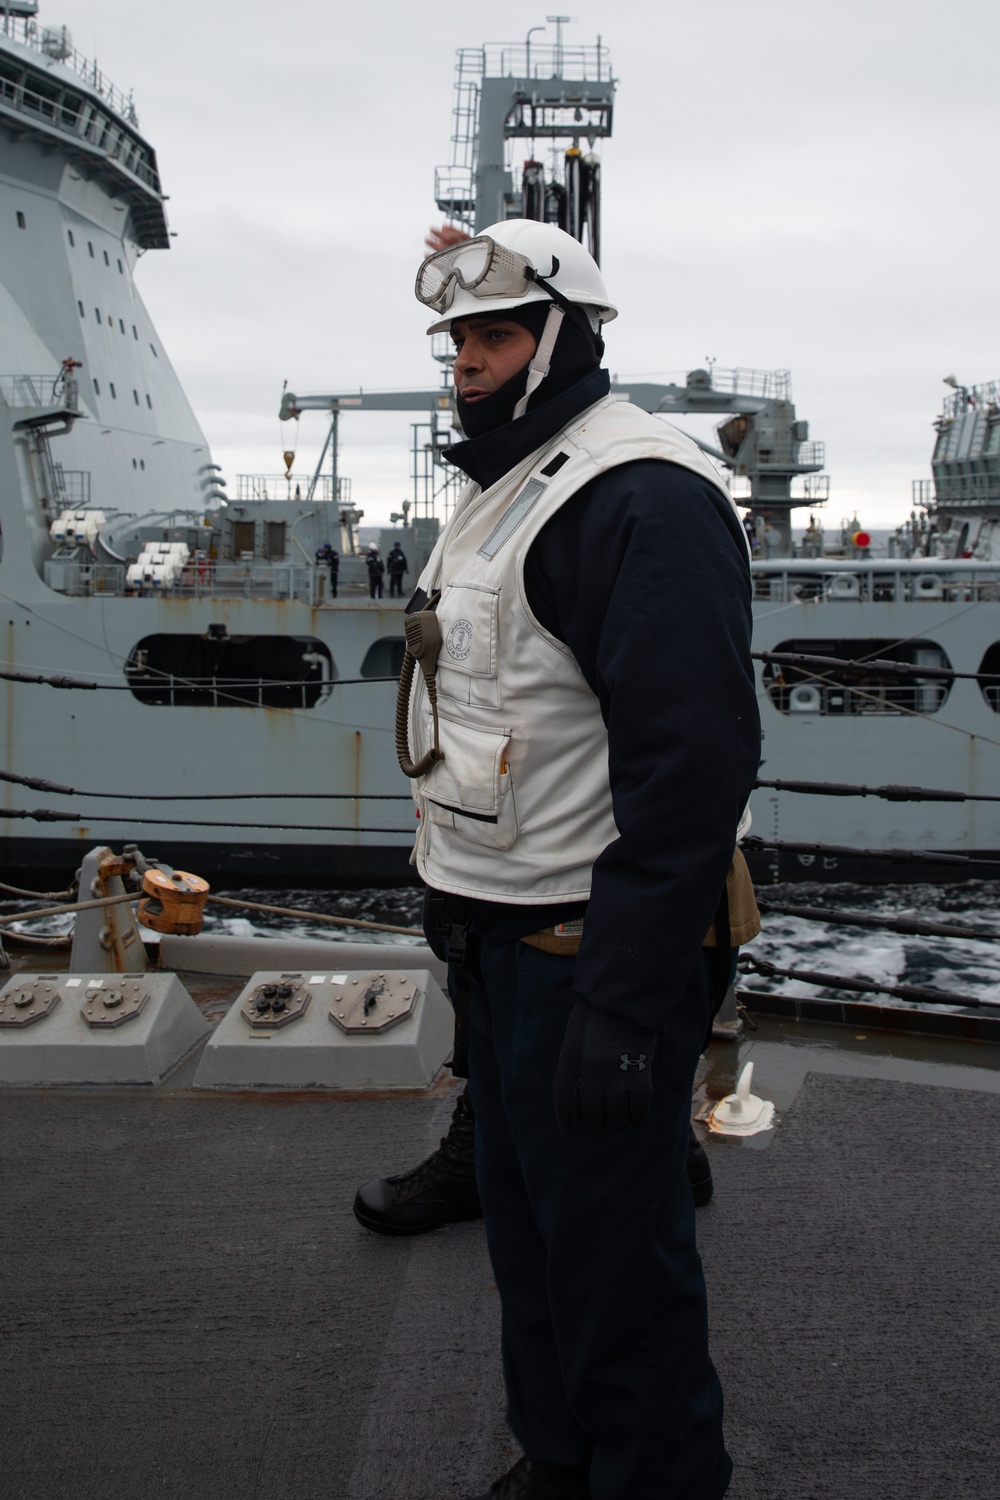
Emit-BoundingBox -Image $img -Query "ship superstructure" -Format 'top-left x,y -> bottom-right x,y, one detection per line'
0,4 -> 441,882
1,12 -> 998,884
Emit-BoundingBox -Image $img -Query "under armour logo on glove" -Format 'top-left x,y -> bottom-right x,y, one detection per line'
554,999 -> 658,1134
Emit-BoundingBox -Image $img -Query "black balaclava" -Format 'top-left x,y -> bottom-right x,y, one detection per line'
454,302 -> 602,439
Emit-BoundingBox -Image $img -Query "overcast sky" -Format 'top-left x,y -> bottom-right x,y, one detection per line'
42,0 -> 1000,526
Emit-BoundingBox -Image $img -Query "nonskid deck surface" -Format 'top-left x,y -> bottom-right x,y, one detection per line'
2,1017 -> 999,1500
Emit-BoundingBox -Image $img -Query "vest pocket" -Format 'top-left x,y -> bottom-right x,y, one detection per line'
423,712 -> 518,851
436,581 -> 501,709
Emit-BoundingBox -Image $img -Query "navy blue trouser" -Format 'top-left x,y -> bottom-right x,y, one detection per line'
462,934 -> 732,1500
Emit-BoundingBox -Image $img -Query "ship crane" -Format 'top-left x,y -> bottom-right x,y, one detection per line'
613,367 -> 828,558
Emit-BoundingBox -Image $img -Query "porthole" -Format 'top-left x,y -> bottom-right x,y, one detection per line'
125,634 -> 337,709
16,210 -> 25,229
361,637 -> 406,678
93,378 -> 101,395
77,300 -> 84,317
67,229 -> 75,247
977,644 -> 1000,713
109,382 -> 116,398
762,637 -> 953,716
88,241 -> 94,257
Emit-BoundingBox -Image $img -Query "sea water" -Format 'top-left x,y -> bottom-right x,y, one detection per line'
200,880 -> 1000,1015
6,881 -> 1000,1015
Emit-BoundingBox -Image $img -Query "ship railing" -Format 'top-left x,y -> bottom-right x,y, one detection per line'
0,14 -> 140,125
0,374 -> 64,407
0,67 -> 156,191
704,367 -> 793,401
51,466 -> 91,506
148,562 -> 323,604
458,40 -> 613,84
235,475 -> 338,503
942,380 -> 1000,419
929,471 -> 1000,509
751,557 -> 1000,604
43,562 -> 125,597
751,439 -> 825,469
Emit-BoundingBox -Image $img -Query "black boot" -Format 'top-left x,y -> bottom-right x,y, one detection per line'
687,1128 -> 713,1206
470,1457 -> 590,1500
353,1089 -> 482,1236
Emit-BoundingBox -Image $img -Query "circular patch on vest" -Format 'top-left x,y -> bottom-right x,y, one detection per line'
445,619 -> 473,661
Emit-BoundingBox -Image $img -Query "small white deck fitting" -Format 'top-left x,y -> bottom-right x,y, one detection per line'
708,1061 -> 776,1136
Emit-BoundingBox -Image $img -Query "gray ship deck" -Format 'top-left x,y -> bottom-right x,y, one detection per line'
2,1011 -> 999,1500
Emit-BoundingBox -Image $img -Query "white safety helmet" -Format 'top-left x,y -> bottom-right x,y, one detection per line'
416,219 -> 617,336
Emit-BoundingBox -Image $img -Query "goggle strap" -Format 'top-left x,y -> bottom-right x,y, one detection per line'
529,260 -> 602,347
512,305 -> 566,421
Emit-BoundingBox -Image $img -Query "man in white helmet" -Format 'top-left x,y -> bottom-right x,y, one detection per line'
401,220 -> 759,1500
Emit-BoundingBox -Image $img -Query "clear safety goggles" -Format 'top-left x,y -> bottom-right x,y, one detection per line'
415,236 -> 538,314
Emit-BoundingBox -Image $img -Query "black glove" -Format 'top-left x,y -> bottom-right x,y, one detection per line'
553,998 -> 658,1135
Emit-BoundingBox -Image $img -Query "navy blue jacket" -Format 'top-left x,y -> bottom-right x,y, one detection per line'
441,369 -> 760,1030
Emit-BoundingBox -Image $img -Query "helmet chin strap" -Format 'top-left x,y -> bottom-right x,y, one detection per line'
512,304 -> 566,420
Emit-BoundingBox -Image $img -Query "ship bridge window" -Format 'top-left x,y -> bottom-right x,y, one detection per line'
67,230 -> 75,247
125,634 -> 337,709
977,644 -> 1000,713
16,211 -> 25,229
88,242 -> 94,257
361,638 -> 406,679
763,638 -> 953,716
77,300 -> 84,317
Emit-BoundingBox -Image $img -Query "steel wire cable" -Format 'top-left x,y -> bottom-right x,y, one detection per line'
738,953 -> 993,1010
0,808 -> 416,832
0,769 -> 411,801
755,777 -> 1000,804
740,835 -> 1000,869
753,649 -> 1000,684
755,899 -> 1000,944
2,767 -> 994,810
0,667 -> 399,691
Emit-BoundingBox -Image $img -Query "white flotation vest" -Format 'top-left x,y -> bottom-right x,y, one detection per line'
408,392 -> 744,903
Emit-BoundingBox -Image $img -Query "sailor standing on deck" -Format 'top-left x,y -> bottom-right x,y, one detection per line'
399,220 -> 759,1500
387,540 -> 409,596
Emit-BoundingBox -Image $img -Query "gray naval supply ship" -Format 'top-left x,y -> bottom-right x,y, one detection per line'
2,4 -> 999,887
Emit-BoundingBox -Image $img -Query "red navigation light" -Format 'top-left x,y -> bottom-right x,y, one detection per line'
853,531 -> 871,548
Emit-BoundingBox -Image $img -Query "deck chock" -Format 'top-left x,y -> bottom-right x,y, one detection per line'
192,968 -> 453,1091
0,972 -> 210,1086
707,1061 -> 776,1136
